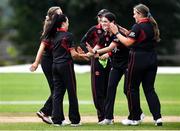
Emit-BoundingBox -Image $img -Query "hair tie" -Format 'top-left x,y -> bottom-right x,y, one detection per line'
147,12 -> 152,18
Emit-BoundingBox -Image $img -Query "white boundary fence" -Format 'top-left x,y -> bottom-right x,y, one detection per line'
0,64 -> 180,74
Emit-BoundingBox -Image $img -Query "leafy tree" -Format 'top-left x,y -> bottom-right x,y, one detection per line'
0,7 -> 3,39
8,0 -> 180,65
9,0 -> 55,56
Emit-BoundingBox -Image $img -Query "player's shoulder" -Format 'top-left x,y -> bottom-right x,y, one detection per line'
64,31 -> 73,37
132,23 -> 141,30
86,25 -> 103,36
64,32 -> 74,41
88,25 -> 98,32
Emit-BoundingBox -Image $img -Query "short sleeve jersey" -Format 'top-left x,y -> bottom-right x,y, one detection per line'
111,31 -> 129,69
52,30 -> 75,64
99,26 -> 129,69
41,38 -> 53,57
128,19 -> 156,51
80,24 -> 104,53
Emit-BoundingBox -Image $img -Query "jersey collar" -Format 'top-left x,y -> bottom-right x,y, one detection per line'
138,18 -> 150,24
96,23 -> 102,29
57,27 -> 67,32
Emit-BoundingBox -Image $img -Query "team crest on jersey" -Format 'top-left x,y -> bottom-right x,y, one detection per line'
97,29 -> 102,34
106,37 -> 109,41
95,71 -> 100,76
129,32 -> 135,37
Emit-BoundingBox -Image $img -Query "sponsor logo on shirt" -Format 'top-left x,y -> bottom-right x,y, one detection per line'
106,37 -> 109,42
97,29 -> 102,34
112,47 -> 120,53
95,71 -> 100,76
129,32 -> 135,38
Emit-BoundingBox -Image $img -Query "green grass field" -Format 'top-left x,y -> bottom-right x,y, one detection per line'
0,73 -> 180,130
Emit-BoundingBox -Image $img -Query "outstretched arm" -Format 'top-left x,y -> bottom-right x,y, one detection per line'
70,47 -> 90,61
86,42 -> 117,55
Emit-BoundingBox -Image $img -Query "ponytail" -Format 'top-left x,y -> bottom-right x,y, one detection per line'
149,15 -> 161,42
42,14 -> 67,39
41,6 -> 62,39
41,14 -> 57,38
134,3 -> 161,42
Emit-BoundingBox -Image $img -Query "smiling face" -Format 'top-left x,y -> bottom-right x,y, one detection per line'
101,17 -> 111,31
133,9 -> 143,23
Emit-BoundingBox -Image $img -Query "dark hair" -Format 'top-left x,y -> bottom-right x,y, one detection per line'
103,12 -> 116,22
43,14 -> 67,39
97,9 -> 109,17
41,6 -> 62,38
54,14 -> 67,28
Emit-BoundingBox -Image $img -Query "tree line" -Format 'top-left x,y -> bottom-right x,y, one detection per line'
3,0 -> 180,65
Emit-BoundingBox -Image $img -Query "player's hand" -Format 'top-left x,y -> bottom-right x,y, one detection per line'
76,46 -> 85,54
94,53 -> 99,58
29,62 -> 38,72
78,54 -> 90,61
110,23 -> 119,34
86,52 -> 94,58
86,42 -> 95,54
99,53 -> 109,60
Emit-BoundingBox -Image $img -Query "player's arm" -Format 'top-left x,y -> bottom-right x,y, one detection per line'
70,47 -> 89,61
110,23 -> 135,46
79,26 -> 95,53
69,34 -> 89,61
86,41 -> 117,55
118,25 -> 129,35
30,42 -> 46,72
99,53 -> 110,60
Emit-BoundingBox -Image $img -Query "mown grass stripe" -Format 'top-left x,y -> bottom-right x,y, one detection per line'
0,100 -> 180,105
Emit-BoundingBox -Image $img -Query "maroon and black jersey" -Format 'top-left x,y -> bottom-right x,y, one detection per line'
128,18 -> 156,51
111,34 -> 129,69
41,39 -> 53,57
99,26 -> 129,69
52,28 -> 75,64
80,24 -> 104,53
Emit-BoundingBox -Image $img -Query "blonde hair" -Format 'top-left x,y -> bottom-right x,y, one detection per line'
134,4 -> 160,42
41,6 -> 62,38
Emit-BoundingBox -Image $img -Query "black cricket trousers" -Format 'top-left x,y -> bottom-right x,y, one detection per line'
104,67 -> 126,119
91,58 -> 111,122
52,61 -> 80,124
127,50 -> 161,120
40,56 -> 54,116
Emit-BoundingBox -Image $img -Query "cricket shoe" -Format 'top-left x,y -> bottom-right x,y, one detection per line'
121,119 -> 140,126
52,120 -> 71,126
154,118 -> 163,126
98,119 -> 114,125
61,120 -> 71,126
36,111 -> 53,124
71,122 -> 82,127
140,113 -> 145,122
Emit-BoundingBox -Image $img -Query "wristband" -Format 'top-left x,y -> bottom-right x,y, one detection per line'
115,32 -> 120,36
